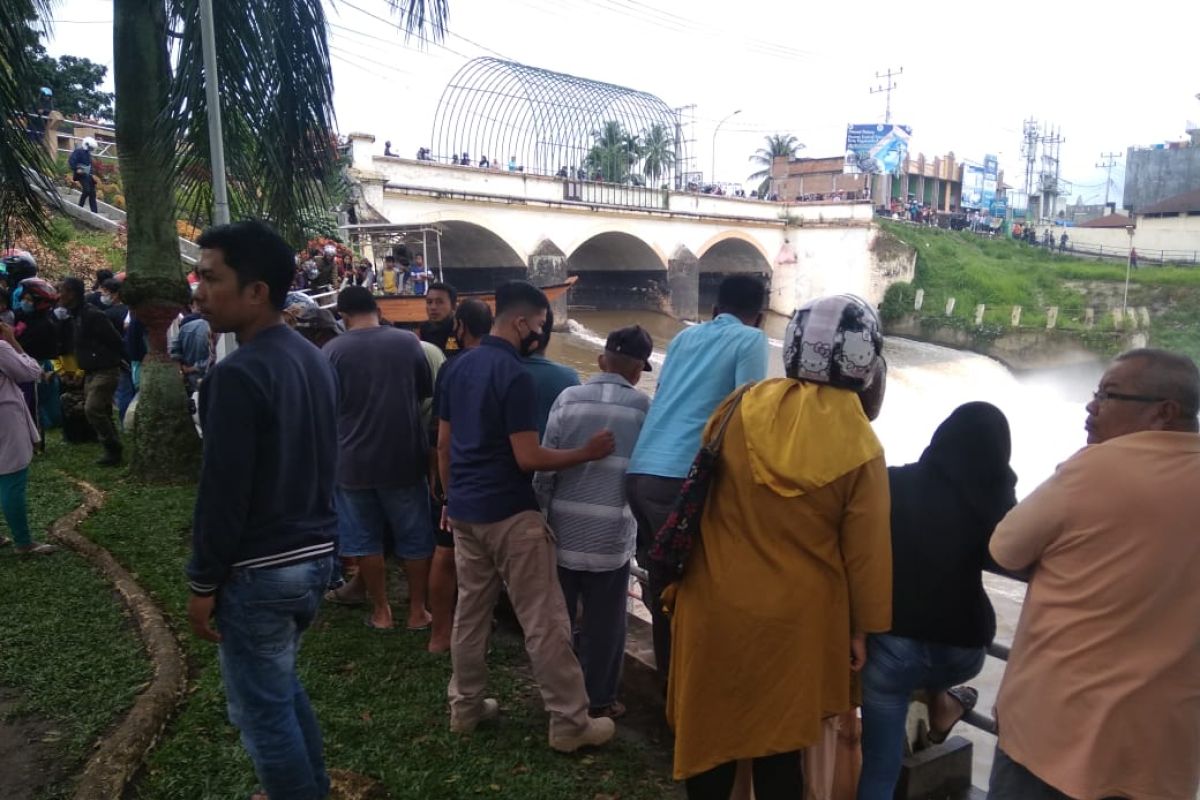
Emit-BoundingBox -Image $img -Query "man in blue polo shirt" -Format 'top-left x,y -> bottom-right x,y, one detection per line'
437,281 -> 618,753
626,274 -> 768,680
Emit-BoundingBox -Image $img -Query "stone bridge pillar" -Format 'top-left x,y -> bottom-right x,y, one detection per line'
668,246 -> 699,321
529,239 -> 569,330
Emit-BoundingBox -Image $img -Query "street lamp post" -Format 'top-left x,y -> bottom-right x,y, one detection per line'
711,109 -> 741,187
200,0 -> 236,362
1123,223 -> 1135,320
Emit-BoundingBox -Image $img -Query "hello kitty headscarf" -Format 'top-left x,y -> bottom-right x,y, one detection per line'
783,294 -> 883,390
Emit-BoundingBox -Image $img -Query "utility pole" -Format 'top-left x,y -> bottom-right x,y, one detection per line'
199,0 -> 229,226
1095,151 -> 1122,210
1021,118 -> 1039,220
870,67 -> 903,124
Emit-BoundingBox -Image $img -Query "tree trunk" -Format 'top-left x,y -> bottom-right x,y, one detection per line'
114,0 -> 201,482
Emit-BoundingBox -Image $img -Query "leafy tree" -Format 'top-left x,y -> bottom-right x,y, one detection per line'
639,122 -> 675,186
4,0 -> 448,480
748,133 -> 804,197
32,52 -> 115,120
586,121 -> 640,184
1,2 -> 56,241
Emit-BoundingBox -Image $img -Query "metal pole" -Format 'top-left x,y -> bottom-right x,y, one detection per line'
199,0 -> 230,226
1123,227 -> 1134,319
711,109 -> 741,186
435,232 -> 444,283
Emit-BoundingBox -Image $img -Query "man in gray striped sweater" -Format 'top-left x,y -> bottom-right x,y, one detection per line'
533,325 -> 654,719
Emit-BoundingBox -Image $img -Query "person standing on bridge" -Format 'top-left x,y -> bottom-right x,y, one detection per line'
626,275 -> 768,681
987,348 -> 1200,800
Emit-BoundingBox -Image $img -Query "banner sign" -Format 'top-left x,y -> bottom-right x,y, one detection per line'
844,124 -> 912,176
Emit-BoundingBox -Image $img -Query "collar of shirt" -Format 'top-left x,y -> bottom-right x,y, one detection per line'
711,313 -> 744,327
586,372 -> 634,389
481,335 -> 518,357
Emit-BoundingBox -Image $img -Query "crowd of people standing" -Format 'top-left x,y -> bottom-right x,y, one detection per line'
3,217 -> 1199,800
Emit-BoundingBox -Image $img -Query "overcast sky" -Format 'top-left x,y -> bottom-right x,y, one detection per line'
45,0 -> 1197,204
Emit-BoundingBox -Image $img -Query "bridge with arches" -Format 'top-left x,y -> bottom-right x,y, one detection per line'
344,134 -> 914,321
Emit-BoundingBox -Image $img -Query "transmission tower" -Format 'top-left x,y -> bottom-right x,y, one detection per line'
1020,118 -> 1039,218
1036,124 -> 1065,220
870,67 -> 903,124
1095,151 -> 1122,209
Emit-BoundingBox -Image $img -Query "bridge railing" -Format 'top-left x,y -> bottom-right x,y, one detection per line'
563,179 -> 665,211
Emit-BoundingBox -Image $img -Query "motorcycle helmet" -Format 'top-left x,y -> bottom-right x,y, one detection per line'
1,249 -> 37,284
19,277 -> 59,311
322,243 -> 337,257
783,293 -> 884,391
82,136 -> 97,151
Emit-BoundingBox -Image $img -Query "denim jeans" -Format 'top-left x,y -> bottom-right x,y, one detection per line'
217,556 -> 334,800
856,633 -> 986,800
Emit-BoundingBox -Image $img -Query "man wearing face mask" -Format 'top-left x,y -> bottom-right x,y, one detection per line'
437,281 -> 618,752
99,278 -> 129,332
57,278 -> 125,465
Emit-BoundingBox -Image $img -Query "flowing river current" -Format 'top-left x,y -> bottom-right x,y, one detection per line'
546,309 -> 1105,785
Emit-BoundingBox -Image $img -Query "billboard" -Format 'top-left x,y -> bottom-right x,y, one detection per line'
982,154 -> 999,211
844,124 -> 912,176
962,154 -> 1002,211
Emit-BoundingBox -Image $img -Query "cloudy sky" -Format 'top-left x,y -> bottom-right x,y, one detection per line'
45,0 -> 1197,204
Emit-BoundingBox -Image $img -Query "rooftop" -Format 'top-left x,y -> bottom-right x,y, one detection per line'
1139,189 -> 1200,216
1077,213 -> 1134,229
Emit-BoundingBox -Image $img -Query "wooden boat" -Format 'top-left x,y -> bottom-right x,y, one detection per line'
377,276 -> 578,324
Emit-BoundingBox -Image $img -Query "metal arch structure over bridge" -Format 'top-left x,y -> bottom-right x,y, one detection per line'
431,57 -> 684,186
343,134 -> 914,322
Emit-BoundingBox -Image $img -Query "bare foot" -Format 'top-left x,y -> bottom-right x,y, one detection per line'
368,608 -> 394,630
407,608 -> 433,631
427,636 -> 451,654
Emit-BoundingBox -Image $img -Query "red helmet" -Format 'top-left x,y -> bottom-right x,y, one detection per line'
19,277 -> 58,310
1,249 -> 37,284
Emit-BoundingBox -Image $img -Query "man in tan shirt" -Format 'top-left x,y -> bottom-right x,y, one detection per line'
989,348 -> 1200,800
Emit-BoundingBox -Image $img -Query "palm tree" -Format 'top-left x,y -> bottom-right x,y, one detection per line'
640,122 -> 675,186
748,133 -> 804,197
6,1 -> 447,480
586,120 -> 639,184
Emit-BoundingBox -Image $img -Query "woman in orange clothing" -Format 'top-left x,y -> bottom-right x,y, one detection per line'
666,294 -> 893,800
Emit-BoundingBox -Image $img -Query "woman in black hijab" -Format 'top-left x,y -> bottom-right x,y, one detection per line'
857,402 -> 1018,800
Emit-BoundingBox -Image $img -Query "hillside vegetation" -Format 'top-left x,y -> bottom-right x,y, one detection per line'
879,221 -> 1200,360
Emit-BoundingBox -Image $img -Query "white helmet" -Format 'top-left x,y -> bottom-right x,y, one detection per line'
82,137 -> 97,151
322,244 -> 337,256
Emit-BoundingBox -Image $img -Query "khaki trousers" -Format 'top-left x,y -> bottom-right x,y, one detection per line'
447,509 -> 590,736
84,367 -> 121,446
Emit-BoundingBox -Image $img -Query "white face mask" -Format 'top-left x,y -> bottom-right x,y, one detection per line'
100,294 -> 113,306
53,306 -> 70,320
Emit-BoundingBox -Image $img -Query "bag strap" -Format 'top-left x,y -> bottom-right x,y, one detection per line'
708,382 -> 755,454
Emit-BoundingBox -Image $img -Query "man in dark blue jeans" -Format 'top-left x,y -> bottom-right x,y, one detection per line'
186,220 -> 339,800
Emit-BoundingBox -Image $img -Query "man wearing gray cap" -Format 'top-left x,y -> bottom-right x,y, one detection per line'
534,325 -> 654,719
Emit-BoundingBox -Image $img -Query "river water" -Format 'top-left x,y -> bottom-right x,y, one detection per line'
547,308 -> 1105,786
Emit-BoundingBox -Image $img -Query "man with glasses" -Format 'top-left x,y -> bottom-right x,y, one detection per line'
986,348 -> 1200,800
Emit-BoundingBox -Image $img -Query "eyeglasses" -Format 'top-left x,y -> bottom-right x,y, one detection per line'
1092,390 -> 1167,404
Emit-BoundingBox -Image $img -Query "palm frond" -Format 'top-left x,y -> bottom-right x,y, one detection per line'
381,0 -> 449,41
0,1 -> 59,241
167,0 -> 339,244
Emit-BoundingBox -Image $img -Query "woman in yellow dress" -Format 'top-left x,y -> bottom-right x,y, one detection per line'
666,293 -> 893,799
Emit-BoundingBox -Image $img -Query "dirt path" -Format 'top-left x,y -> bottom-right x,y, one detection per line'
0,690 -> 64,800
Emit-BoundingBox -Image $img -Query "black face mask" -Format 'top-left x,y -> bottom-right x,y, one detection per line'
518,321 -> 541,357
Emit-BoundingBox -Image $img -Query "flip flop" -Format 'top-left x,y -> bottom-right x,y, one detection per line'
406,622 -> 432,632
363,616 -> 395,632
16,543 -> 57,556
324,585 -> 366,606
929,686 -> 978,744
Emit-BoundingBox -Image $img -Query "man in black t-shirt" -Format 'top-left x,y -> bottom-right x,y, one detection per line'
418,281 -> 460,356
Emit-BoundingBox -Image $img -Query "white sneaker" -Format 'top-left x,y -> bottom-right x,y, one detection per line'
549,716 -> 616,753
450,698 -> 499,733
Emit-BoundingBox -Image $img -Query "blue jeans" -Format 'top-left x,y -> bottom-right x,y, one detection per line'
857,633 -> 986,800
217,557 -> 334,800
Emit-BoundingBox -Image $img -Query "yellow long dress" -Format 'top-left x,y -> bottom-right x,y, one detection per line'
666,378 -> 892,780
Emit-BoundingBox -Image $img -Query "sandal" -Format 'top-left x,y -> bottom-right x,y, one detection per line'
16,543 -> 57,556
928,686 -> 978,744
324,584 -> 366,606
363,616 -> 395,632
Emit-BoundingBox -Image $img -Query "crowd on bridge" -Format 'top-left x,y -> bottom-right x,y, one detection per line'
2,219 -> 1199,800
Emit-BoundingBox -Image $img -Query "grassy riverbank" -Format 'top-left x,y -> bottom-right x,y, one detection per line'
878,221 -> 1200,360
2,440 -> 675,799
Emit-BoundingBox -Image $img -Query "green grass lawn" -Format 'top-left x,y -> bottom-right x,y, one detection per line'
6,439 -> 676,800
0,448 -> 150,800
879,221 -> 1200,359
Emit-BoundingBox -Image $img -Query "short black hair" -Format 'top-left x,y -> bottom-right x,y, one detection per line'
101,278 -> 123,295
427,281 -> 458,305
494,280 -> 549,319
62,276 -> 85,301
385,255 -> 396,262
337,285 -> 378,316
455,299 -> 494,338
197,220 -> 296,311
716,275 -> 765,318
534,306 -> 555,353
93,269 -> 114,288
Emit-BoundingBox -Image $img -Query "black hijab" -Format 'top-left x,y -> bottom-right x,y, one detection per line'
887,401 -> 1018,648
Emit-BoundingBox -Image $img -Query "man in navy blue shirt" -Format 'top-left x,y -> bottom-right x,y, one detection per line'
437,281 -> 618,752
187,220 -> 337,800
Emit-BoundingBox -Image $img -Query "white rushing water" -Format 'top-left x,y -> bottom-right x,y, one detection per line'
554,311 -> 1106,786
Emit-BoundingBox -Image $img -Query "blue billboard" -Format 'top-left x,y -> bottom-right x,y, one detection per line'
844,124 -> 912,176
982,154 -> 999,211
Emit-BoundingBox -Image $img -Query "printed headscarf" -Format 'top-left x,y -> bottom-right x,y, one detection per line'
783,293 -> 883,390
